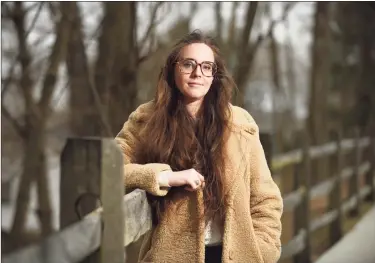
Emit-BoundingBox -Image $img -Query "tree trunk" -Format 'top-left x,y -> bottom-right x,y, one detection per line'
233,2 -> 259,107
269,26 -> 285,152
215,2 -> 222,46
10,117 -> 52,239
108,2 -> 138,134
11,1 -> 73,243
356,4 -> 375,133
285,20 -> 297,119
307,2 -> 333,185
95,2 -> 138,136
307,2 -> 333,145
67,2 -> 101,137
225,2 -> 239,68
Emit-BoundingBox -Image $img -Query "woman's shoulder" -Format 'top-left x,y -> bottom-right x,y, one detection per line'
228,104 -> 259,136
128,100 -> 155,123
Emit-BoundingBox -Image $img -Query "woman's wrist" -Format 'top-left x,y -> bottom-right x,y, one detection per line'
158,170 -> 173,187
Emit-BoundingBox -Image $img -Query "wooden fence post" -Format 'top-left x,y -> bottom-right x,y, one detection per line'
294,131 -> 311,263
349,129 -> 361,216
60,138 -> 124,263
329,131 -> 343,245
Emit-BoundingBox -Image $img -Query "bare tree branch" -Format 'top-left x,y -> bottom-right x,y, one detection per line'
2,2 -> 44,101
233,2 -> 297,106
25,2 -> 44,39
249,2 -> 297,58
1,104 -> 26,139
266,2 -> 296,38
47,1 -> 60,25
1,63 -> 17,101
24,2 -> 41,13
12,2 -> 37,118
240,2 -> 258,53
139,2 -> 164,52
38,2 -> 73,118
233,1 -> 259,103
137,3 -> 171,65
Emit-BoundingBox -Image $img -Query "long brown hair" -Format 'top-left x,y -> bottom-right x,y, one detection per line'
133,30 -> 236,224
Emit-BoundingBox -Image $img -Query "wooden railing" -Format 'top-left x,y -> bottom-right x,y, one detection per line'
3,133 -> 375,263
273,131 -> 375,263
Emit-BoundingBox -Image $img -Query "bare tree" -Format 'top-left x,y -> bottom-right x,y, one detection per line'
6,2 -> 73,244
92,2 -> 168,136
230,2 -> 296,107
356,3 -> 375,133
232,2 -> 259,107
66,2 -> 103,137
307,2 -> 333,145
215,2 -> 223,46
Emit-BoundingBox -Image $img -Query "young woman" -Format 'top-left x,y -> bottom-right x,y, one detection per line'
115,30 -> 283,263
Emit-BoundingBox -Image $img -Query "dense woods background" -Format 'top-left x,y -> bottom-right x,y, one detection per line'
1,1 -> 375,258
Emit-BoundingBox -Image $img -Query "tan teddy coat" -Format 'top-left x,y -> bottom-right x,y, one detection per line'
115,101 -> 283,263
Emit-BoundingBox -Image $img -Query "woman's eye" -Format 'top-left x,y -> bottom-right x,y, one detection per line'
203,65 -> 212,71
183,61 -> 194,68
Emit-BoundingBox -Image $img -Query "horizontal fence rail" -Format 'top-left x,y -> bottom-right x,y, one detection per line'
280,182 -> 374,260
282,161 -> 372,212
272,137 -> 371,171
3,190 -> 151,263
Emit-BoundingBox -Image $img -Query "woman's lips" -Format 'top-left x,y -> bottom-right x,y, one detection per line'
188,82 -> 203,86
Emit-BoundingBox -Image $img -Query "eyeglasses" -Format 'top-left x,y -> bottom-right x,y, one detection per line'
176,58 -> 217,77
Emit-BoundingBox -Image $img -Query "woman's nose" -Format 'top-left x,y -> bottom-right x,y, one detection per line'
191,65 -> 202,77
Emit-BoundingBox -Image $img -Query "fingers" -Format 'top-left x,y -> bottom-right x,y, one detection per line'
184,186 -> 195,192
184,169 -> 205,191
188,178 -> 200,190
198,173 -> 205,182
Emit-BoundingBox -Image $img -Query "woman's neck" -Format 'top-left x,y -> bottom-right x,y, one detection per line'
185,99 -> 203,118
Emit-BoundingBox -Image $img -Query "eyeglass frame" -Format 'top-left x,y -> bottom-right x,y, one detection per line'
175,58 -> 218,77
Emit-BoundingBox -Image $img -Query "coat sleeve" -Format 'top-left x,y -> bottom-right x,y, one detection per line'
115,105 -> 172,197
243,110 -> 283,263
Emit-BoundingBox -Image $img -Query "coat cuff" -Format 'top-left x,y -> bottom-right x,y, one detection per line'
124,163 -> 172,196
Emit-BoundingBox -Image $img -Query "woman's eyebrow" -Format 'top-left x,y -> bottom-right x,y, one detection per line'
182,57 -> 215,63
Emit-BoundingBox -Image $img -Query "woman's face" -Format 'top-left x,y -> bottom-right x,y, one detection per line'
174,43 -> 216,104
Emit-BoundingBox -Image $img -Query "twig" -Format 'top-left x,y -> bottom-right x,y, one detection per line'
266,2 -> 296,38
139,2 -> 164,52
24,2 -> 41,13
248,2 -> 297,58
25,2 -> 44,40
137,3 -> 172,65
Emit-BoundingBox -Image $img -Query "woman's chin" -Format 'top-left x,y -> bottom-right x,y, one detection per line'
183,90 -> 207,102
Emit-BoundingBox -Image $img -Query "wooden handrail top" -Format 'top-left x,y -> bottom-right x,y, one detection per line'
272,137 -> 370,170
283,161 -> 371,212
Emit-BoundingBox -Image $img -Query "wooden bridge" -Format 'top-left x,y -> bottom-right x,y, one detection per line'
3,130 -> 375,263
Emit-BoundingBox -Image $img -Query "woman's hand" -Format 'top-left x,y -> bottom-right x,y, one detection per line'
159,169 -> 205,191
